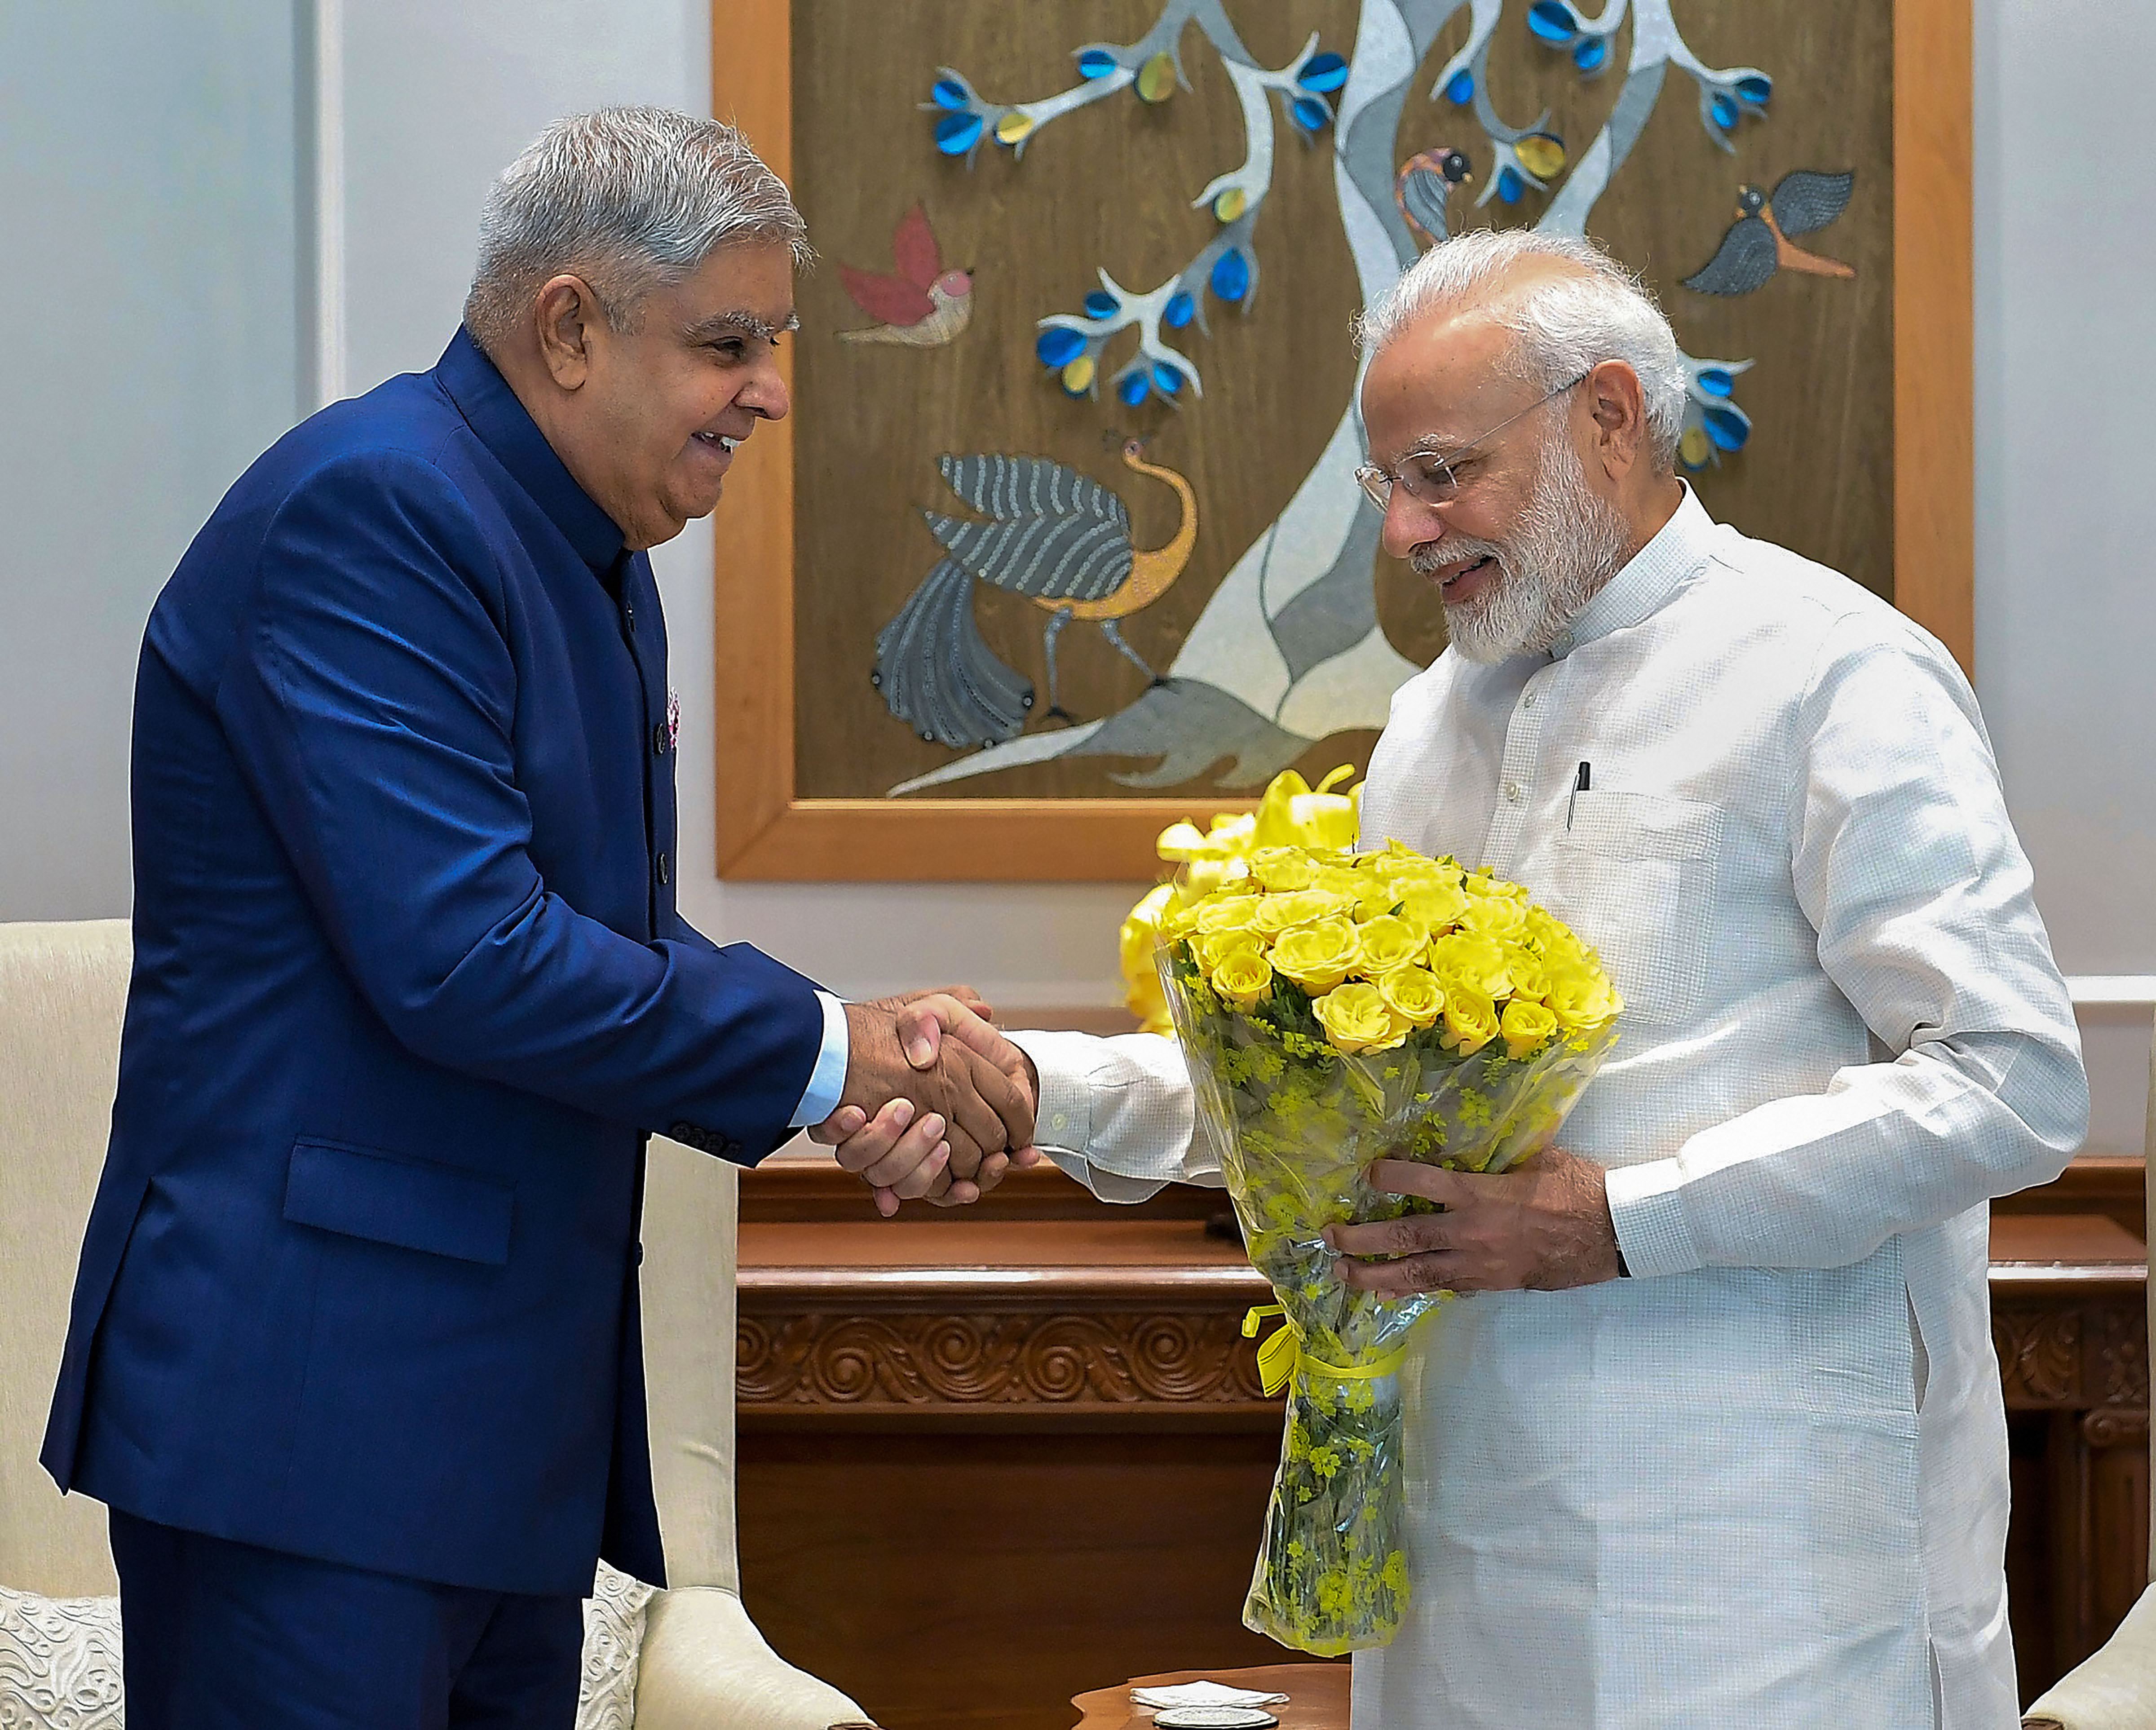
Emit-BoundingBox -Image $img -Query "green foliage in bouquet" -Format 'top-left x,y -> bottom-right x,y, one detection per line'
1157,841 -> 1621,1655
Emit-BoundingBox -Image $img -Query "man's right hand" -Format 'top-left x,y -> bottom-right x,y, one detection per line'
814,1000 -> 1041,1215
812,995 -> 1040,1216
829,995 -> 1034,1203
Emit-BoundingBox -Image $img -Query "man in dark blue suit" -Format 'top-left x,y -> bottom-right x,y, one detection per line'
42,107 -> 1034,1728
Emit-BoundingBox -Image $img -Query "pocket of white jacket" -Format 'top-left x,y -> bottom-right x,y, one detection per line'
1554,791 -> 1725,1026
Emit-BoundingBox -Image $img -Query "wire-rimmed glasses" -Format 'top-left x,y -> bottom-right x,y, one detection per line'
1353,371 -> 1591,512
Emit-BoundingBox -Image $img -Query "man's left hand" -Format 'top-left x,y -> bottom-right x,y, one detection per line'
1326,1147 -> 1623,1295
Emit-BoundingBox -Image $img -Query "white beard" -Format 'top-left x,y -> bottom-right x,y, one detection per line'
1414,434 -> 1635,665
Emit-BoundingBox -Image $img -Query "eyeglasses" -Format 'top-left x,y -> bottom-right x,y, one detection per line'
1354,371 -> 1591,512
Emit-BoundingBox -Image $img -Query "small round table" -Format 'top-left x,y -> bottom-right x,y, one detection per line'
1070,1664 -> 1349,1729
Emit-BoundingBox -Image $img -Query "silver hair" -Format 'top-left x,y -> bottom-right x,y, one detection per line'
464,106 -> 810,354
1356,229 -> 1688,472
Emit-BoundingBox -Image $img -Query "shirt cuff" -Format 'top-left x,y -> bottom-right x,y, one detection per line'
786,991 -> 850,1129
1006,1029 -> 1095,1154
1603,1157 -> 1705,1280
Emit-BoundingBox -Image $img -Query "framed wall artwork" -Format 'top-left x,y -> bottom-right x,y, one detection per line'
714,0 -> 1971,880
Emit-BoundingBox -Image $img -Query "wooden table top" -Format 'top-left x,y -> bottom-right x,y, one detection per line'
738,1209 -> 2146,1292
1989,1211 -> 2147,1288
1071,1665 -> 1349,1730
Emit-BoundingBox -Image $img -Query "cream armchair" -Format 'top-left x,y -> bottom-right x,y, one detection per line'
2023,1014 -> 2156,1730
0,919 -> 870,1730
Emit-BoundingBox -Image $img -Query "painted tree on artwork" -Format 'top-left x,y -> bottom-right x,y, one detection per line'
879,0 -> 1782,798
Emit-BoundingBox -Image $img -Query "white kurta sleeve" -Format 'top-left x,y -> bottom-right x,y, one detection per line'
1604,619 -> 2090,1278
1003,1028 -> 1223,1203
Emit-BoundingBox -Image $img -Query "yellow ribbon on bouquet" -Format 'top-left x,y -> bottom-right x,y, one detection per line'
1241,1304 -> 1416,1398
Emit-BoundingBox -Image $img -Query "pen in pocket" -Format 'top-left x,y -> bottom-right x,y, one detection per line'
1568,761 -> 1590,830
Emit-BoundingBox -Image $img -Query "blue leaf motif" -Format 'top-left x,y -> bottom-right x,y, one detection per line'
935,112 -> 984,154
1036,327 -> 1086,368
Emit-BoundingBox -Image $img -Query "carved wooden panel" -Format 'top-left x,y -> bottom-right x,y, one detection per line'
1994,1306 -> 2086,1407
738,1310 -> 1271,1411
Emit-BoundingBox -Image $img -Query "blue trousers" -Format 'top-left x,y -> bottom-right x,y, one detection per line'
109,1509 -> 585,1730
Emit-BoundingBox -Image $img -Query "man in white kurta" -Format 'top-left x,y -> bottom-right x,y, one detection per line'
826,232 -> 2089,1727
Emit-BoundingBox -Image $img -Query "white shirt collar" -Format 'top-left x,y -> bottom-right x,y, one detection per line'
1545,482 -> 1718,660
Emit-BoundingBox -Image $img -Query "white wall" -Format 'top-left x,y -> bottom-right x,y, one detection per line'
0,3 -> 300,920
1972,0 -> 2155,1152
1,0 -> 2147,1145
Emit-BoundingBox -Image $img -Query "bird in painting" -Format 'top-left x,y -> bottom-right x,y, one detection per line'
837,201 -> 974,346
1683,169 -> 1856,296
872,441 -> 1200,750
1395,146 -> 1472,246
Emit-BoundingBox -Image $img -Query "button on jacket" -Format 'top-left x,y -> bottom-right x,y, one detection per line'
43,328 -> 826,1596
1012,488 -> 2087,1728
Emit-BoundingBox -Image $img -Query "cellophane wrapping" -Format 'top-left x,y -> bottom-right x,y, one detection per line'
1156,841 -> 1620,1655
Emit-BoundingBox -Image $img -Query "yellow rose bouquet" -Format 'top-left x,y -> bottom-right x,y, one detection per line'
1151,799 -> 1621,1657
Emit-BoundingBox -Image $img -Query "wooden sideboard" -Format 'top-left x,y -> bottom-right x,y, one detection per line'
733,1156 -> 2147,1730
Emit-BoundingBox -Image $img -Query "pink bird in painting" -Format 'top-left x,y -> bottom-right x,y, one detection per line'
837,202 -> 974,348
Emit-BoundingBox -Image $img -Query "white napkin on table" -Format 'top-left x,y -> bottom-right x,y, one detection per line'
1130,1681 -> 1292,1709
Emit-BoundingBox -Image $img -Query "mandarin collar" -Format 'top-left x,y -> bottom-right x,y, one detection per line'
1546,481 -> 1719,660
434,326 -> 626,574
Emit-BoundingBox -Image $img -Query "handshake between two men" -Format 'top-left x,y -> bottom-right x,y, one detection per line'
826,992 -> 1042,1216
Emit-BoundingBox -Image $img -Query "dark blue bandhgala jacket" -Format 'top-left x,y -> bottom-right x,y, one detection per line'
41,329 -> 824,1596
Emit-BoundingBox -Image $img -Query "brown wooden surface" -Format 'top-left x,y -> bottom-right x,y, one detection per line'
712,0 -> 800,872
742,1149 -> 1221,1225
749,1141 -> 2144,1230
1894,0 -> 1975,671
711,0 -> 1977,879
1071,1665 -> 1349,1730
1996,1155 -> 2147,1242
738,1428 -> 1293,1730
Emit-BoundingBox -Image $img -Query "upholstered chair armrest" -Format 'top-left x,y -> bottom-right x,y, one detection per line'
2024,1584 -> 2156,1729
632,1585 -> 874,1730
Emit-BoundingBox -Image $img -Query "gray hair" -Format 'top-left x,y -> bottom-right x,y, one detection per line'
1356,230 -> 1688,472
464,106 -> 810,354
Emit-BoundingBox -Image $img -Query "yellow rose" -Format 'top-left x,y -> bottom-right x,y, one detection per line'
1352,914 -> 1426,975
1374,852 -> 1446,886
1319,867 -> 1398,920
1269,917 -> 1364,991
1252,887 -> 1352,934
1376,965 -> 1445,1028
1249,846 -> 1318,892
1312,981 -> 1411,1055
1500,996 -> 1558,1060
1193,892 -> 1266,936
1428,931 -> 1515,999
1196,925 -> 1265,972
1523,903 -> 1584,951
1396,877 -> 1469,935
1465,872 -> 1528,901
1211,948 -> 1276,1009
1460,893 -> 1528,939
1546,967 -> 1622,1035
1505,947 -> 1551,1003
1439,987 -> 1501,1056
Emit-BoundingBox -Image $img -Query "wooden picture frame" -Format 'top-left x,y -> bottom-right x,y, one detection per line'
713,0 -> 1972,882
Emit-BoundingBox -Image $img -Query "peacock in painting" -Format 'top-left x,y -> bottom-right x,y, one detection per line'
872,440 -> 1197,750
